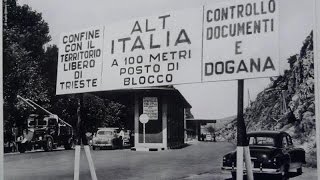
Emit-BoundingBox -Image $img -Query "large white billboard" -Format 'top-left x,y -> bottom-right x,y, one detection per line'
101,8 -> 203,90
56,1 -> 280,95
202,0 -> 279,82
56,8 -> 203,95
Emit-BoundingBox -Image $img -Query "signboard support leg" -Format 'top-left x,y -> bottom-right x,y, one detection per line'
84,145 -> 98,180
74,94 -> 98,180
74,145 -> 81,180
143,123 -> 146,144
74,95 -> 82,180
237,80 -> 254,180
236,146 -> 244,180
244,146 -> 254,180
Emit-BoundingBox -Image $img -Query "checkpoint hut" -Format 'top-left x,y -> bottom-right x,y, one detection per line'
131,86 -> 191,151
96,86 -> 191,151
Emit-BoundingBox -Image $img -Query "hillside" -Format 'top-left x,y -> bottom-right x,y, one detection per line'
217,31 -> 316,167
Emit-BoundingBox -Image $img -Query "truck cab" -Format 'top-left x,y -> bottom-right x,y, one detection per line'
17,114 -> 74,153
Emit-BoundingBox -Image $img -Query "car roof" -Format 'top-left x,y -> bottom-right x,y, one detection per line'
247,131 -> 288,137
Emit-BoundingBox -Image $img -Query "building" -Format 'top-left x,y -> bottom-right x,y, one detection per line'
98,86 -> 191,151
131,87 -> 191,151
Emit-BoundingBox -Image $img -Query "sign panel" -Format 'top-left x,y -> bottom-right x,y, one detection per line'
139,114 -> 150,124
202,0 -> 279,82
101,8 -> 203,90
56,3 -> 281,95
143,97 -> 158,120
56,27 -> 104,95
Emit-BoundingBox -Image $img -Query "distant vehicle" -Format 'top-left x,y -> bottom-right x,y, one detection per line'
121,130 -> 131,148
205,134 -> 213,141
222,131 -> 306,180
92,128 -> 130,150
16,96 -> 74,153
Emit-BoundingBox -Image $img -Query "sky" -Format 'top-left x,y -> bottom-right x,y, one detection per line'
18,0 -> 314,119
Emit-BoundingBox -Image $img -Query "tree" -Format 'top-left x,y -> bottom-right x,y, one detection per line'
103,99 -> 127,128
2,0 -> 130,142
3,0 -> 51,134
185,108 -> 194,119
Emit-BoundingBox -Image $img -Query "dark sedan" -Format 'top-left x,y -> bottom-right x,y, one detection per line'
222,131 -> 306,180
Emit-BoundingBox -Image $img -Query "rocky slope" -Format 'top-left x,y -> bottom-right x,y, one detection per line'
217,31 -> 316,167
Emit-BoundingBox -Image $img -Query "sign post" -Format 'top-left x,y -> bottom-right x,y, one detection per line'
237,80 -> 254,180
202,1 -> 279,179
74,94 -> 98,180
139,114 -> 149,144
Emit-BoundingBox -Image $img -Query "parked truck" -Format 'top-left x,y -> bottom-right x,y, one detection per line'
16,95 -> 74,153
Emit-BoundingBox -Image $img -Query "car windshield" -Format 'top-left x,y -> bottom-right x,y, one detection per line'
38,120 -> 47,126
97,131 -> 113,136
249,136 -> 275,146
28,120 -> 35,127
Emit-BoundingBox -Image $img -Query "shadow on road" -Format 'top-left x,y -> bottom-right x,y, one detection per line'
223,172 -> 302,180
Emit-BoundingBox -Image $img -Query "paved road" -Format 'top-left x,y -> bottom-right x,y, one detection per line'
4,142 -> 317,180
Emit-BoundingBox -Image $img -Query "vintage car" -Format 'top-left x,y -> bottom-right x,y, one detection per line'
222,131 -> 306,180
205,134 -> 213,141
91,128 -> 123,150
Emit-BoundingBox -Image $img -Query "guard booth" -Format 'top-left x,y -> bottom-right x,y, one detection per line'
131,87 -> 191,151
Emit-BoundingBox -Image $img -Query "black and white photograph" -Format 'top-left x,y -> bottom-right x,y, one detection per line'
1,0 -> 320,180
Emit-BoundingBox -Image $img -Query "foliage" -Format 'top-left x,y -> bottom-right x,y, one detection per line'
3,0 -> 51,134
3,0 -> 129,142
217,31 -> 316,167
206,125 -> 215,134
185,108 -> 194,119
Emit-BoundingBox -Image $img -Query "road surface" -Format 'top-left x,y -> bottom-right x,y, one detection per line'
4,141 -> 317,180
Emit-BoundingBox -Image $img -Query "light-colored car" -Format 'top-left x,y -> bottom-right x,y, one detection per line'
92,128 -> 123,150
205,134 -> 213,141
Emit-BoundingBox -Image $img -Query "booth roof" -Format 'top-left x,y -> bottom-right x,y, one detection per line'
92,86 -> 192,109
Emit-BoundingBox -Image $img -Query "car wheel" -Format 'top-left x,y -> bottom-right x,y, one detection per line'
44,138 -> 53,152
297,167 -> 302,175
231,172 -> 236,180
